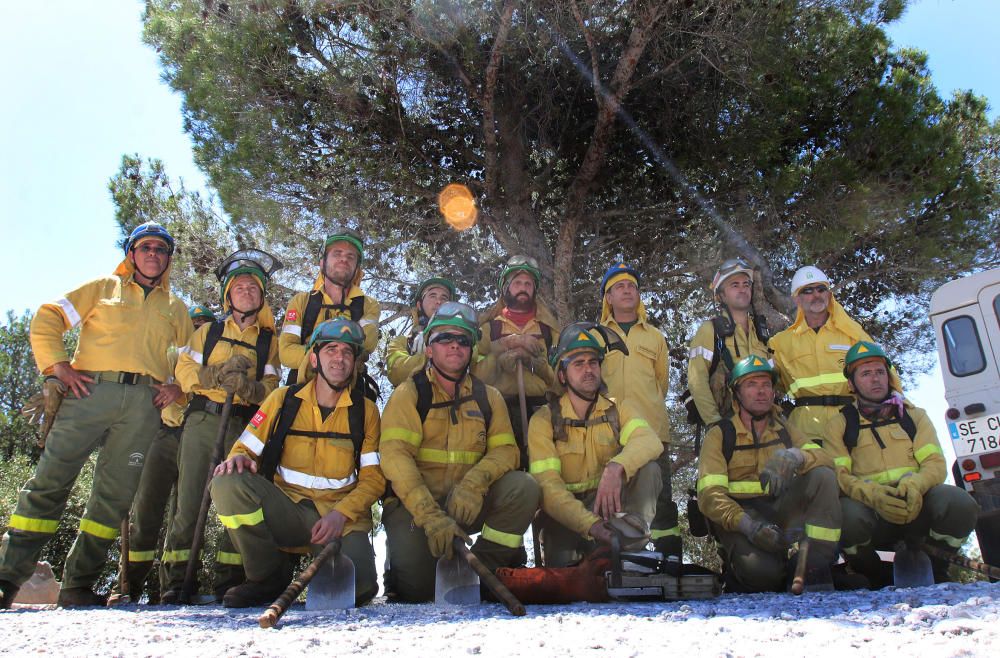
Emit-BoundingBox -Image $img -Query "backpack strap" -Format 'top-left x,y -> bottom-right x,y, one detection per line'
202,320 -> 272,381
719,418 -> 737,464
489,319 -> 503,343
491,318 -> 553,351
260,383 -> 306,481
201,319 -> 226,366
841,403 -> 917,452
709,317 -> 734,375
299,291 -> 325,346
550,397 -> 621,443
470,376 -> 493,430
253,328 -> 273,381
413,368 -> 491,428
539,323 -> 553,351
348,295 -> 365,322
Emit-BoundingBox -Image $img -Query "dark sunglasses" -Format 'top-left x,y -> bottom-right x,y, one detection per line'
798,285 -> 829,296
134,244 -> 171,256
429,332 -> 473,348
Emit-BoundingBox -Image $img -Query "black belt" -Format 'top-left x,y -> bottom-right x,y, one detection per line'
504,395 -> 547,409
87,370 -> 158,386
794,395 -> 854,408
188,395 -> 257,422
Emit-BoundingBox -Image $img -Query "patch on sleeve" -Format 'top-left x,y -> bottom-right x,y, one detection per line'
250,410 -> 267,428
286,309 -> 298,323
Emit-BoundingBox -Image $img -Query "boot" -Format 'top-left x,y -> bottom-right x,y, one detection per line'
0,580 -> 20,609
222,564 -> 292,609
57,587 -> 108,607
159,588 -> 181,605
831,563 -> 870,591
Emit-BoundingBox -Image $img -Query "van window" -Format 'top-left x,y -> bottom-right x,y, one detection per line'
994,294 -> 1000,328
942,316 -> 986,377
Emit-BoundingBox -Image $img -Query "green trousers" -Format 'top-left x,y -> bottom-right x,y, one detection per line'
714,466 -> 842,593
384,470 -> 540,603
841,483 -> 978,584
650,449 -> 681,558
210,470 -> 378,606
161,409 -> 245,595
0,380 -> 160,589
538,461 -> 662,568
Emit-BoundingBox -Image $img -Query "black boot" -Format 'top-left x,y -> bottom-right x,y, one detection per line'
57,587 -> 107,607
0,580 -> 20,609
222,563 -> 292,609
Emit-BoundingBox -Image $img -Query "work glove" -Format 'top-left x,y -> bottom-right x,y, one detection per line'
896,476 -> 924,523
588,520 -> 615,545
445,481 -> 485,527
422,512 -> 470,560
220,354 -> 254,377
738,514 -> 787,554
760,448 -> 805,499
607,513 -> 651,551
21,377 -> 66,448
198,363 -> 226,389
220,370 -> 267,405
498,348 -> 530,373
868,484 -> 909,525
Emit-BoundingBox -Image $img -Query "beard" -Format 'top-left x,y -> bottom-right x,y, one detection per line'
503,289 -> 534,311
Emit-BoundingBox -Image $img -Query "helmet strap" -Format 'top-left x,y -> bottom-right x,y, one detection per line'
228,292 -> 263,325
131,250 -> 169,286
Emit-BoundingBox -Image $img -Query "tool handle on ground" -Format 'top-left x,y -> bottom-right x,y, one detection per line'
454,539 -> 526,617
259,539 -> 342,628
180,392 -> 234,603
790,540 -> 810,595
120,517 -> 131,600
515,362 -> 530,432
922,543 -> 1000,580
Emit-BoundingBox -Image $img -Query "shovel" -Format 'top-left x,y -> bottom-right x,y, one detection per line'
259,539 -> 354,628
435,540 -> 481,605
892,539 -> 934,588
306,549 -> 355,611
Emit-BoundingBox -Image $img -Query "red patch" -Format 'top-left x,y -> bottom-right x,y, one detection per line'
250,411 -> 267,428
286,309 -> 298,322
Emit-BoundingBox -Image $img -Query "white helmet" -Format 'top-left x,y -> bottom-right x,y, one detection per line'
710,258 -> 755,294
791,265 -> 831,295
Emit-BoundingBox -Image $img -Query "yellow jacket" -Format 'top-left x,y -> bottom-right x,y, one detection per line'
476,305 -> 557,399
696,407 -> 830,531
228,380 -> 384,532
30,256 -> 190,382
770,297 -> 896,440
601,314 -> 671,443
386,333 -> 428,388
823,402 -> 945,506
278,283 -> 380,370
175,315 -> 281,405
687,317 -> 771,426
528,395 -> 663,537
380,368 -> 517,509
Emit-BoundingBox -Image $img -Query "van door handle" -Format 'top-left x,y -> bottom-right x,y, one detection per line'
964,403 -> 986,415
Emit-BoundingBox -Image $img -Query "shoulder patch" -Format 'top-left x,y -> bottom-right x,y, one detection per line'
286,309 -> 298,323
250,410 -> 267,428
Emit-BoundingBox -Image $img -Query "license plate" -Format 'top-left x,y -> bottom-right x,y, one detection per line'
948,413 -> 1000,456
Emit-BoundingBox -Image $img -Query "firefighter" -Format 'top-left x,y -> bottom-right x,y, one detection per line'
160,250 -> 282,603
0,222 -> 190,608
380,302 -> 539,602
477,255 -> 557,462
597,263 -> 680,564
211,319 -> 384,607
696,356 -> 841,593
687,258 -> 771,427
528,323 -> 664,568
386,276 -> 456,387
278,227 -> 380,384
770,265 -> 900,443
824,341 -> 979,588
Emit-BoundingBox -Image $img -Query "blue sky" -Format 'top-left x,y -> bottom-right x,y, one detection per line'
1,0 -> 997,466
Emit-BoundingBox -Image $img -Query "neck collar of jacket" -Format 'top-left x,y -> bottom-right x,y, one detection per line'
600,293 -> 647,325
427,364 -> 474,398
115,256 -> 171,292
559,391 -> 613,420
789,295 -> 866,337
732,404 -> 784,438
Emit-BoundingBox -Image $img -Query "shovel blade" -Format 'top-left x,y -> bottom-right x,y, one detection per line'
306,553 -> 355,610
435,553 -> 480,605
893,541 -> 934,589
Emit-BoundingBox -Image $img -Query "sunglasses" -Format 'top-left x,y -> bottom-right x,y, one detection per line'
134,244 -> 171,256
798,285 -> 829,296
429,332 -> 473,348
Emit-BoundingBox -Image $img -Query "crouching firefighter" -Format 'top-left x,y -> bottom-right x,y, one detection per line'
696,356 -> 841,593
380,302 -> 540,602
210,319 -> 384,607
528,323 -> 664,568
161,250 -> 282,603
824,341 -> 978,588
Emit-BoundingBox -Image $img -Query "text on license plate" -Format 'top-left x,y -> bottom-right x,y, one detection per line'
948,413 -> 1000,456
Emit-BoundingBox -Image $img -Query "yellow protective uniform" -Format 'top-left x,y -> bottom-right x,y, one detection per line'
228,380 -> 385,532
175,315 -> 281,406
687,317 -> 770,426
386,333 -> 428,388
476,304 -> 557,399
770,296 -> 899,440
527,395 -> 663,537
823,402 -> 946,503
696,407 -> 831,532
601,312 -> 671,443
379,367 -> 517,506
30,258 -> 191,380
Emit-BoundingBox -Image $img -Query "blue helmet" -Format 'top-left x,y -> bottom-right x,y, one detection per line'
600,262 -> 640,295
125,222 -> 175,255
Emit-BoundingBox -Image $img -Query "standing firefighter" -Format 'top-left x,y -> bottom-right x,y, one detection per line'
0,222 -> 190,608
211,319 -> 384,607
824,341 -> 978,588
278,227 -> 380,384
697,356 -> 841,593
161,250 -> 282,603
770,266 -> 899,442
380,302 -> 539,602
477,255 -> 557,461
528,323 -> 664,567
686,258 -> 771,427
597,263 -> 680,564
385,276 -> 456,387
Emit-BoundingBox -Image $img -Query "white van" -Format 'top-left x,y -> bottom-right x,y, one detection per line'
930,268 -> 1000,565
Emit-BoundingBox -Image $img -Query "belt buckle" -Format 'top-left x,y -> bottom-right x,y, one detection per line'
120,372 -> 139,385
207,400 -> 222,415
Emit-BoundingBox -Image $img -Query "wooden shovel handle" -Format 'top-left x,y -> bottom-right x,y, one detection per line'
258,540 -> 341,628
454,539 -> 526,617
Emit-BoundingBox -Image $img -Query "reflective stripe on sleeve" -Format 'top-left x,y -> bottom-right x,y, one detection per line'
360,452 -> 380,468
788,372 -> 848,396
689,345 -> 713,362
416,448 -> 480,465
358,319 -> 376,328
56,297 -> 82,328
218,508 -> 264,530
870,466 -> 917,485
277,466 -> 357,490
619,418 -> 650,446
565,477 -> 601,493
729,480 -> 765,495
696,474 -> 729,493
801,442 -> 822,451
264,364 -> 279,377
481,523 -> 523,548
79,518 -> 119,540
237,429 -> 266,456
382,427 -> 422,446
834,456 -> 853,470
914,443 -> 943,464
282,324 -> 303,337
529,458 -> 561,475
486,432 -> 516,450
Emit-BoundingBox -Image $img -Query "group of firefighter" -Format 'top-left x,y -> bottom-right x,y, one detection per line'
0,221 -> 980,610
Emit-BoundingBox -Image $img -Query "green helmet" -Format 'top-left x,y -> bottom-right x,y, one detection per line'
308,318 -> 365,355
414,276 -> 457,306
322,226 -> 364,263
423,301 -> 480,344
498,254 -> 541,293
843,341 -> 891,378
550,323 -> 604,369
729,355 -> 777,389
215,249 -> 283,306
188,305 -> 215,321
